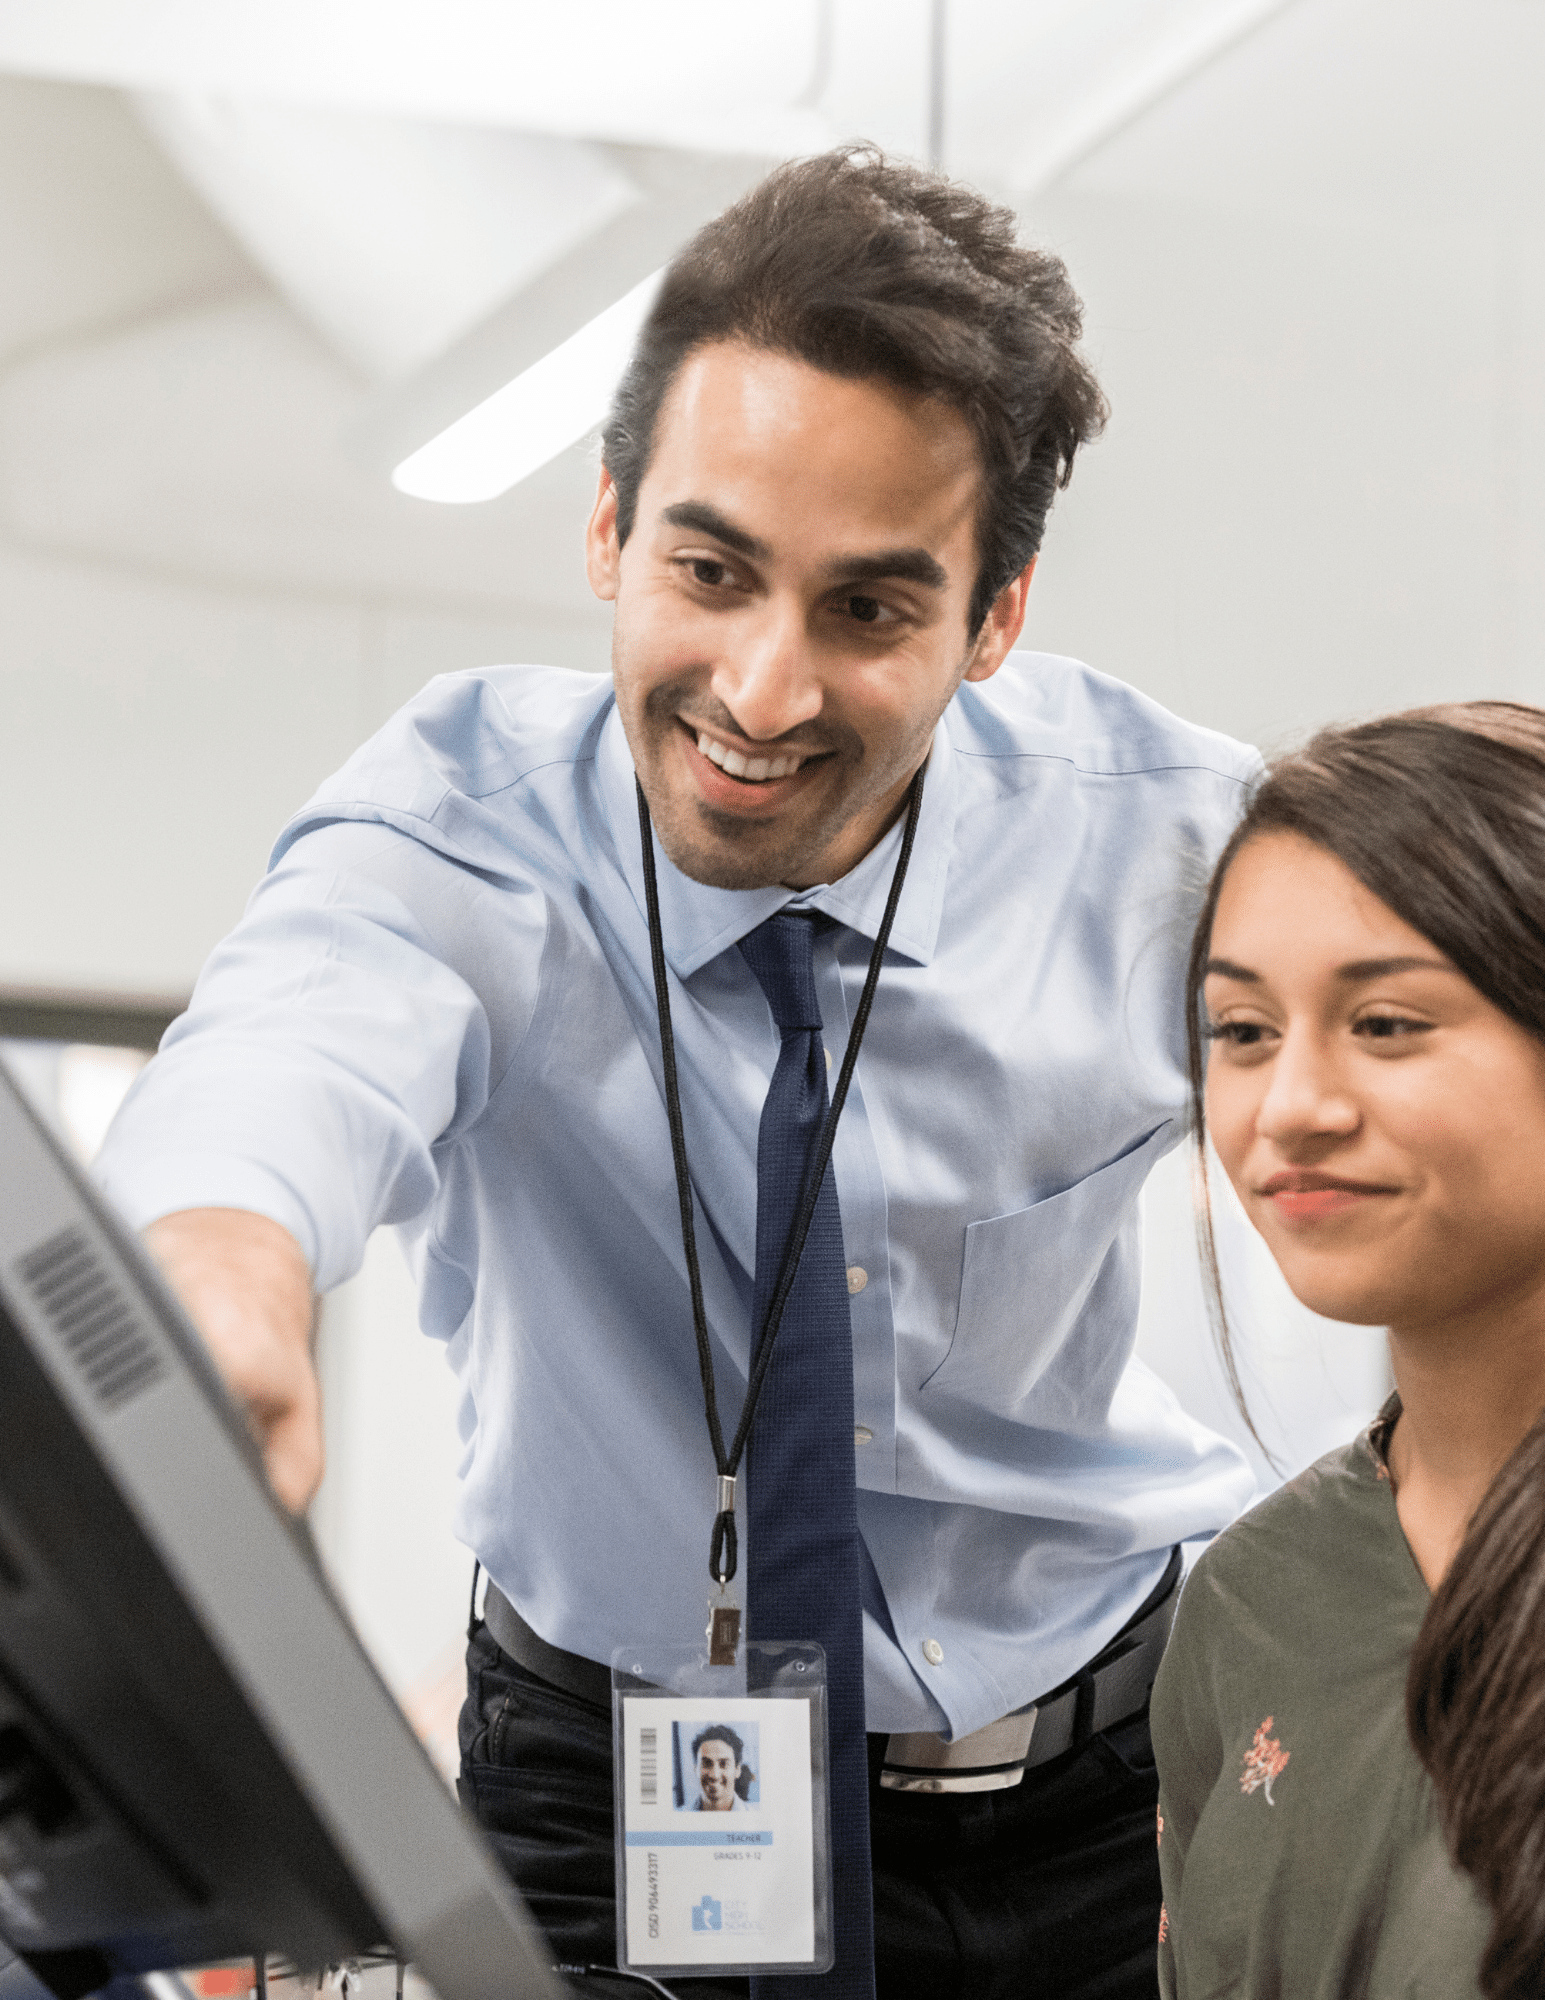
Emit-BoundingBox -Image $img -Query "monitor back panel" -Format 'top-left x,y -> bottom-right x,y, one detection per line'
0,1064 -> 559,2000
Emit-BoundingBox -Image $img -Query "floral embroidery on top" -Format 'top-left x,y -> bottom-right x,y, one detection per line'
1156,1808 -> 1164,1847
1158,1903 -> 1169,1945
1241,1717 -> 1290,1805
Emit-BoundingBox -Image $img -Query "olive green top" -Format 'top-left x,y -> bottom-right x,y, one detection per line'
1152,1407 -> 1491,1999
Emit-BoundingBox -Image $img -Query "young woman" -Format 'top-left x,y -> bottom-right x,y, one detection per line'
1152,703 -> 1545,2000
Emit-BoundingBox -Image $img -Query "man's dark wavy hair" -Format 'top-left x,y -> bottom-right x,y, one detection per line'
601,146 -> 1107,636
691,1724 -> 744,1763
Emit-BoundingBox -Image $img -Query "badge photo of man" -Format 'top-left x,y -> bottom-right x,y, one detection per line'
98,147 -> 1258,2000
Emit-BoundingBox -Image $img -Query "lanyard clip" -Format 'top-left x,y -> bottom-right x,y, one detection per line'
707,1580 -> 742,1667
717,1473 -> 737,1514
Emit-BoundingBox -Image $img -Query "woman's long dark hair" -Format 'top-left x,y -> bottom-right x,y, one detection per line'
1183,701 -> 1545,2000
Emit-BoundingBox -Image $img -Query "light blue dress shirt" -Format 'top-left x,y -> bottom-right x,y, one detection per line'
98,652 -> 1257,1738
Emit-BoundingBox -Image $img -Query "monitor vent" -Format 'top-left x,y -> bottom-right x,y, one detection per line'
18,1227 -> 167,1412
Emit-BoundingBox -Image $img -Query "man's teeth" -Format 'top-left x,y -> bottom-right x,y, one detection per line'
696,731 -> 804,782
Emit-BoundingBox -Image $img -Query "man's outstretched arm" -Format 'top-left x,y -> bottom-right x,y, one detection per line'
98,817 -> 529,1509
144,1207 -> 321,1513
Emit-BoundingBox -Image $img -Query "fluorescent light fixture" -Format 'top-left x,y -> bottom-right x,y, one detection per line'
392,267 -> 663,503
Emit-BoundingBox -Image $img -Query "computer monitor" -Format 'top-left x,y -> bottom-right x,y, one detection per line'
0,1058 -> 559,2000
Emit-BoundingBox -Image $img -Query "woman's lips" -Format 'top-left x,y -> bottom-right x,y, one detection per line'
1258,1174 -> 1395,1223
1269,1187 -> 1375,1220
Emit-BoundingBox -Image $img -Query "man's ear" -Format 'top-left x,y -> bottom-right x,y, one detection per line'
962,557 -> 1036,684
585,465 -> 622,602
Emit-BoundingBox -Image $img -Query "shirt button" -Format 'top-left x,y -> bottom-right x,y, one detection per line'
846,1266 -> 868,1295
922,1638 -> 945,1667
854,1425 -> 873,1445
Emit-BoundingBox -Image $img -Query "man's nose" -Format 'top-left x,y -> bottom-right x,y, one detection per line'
709,595 -> 824,742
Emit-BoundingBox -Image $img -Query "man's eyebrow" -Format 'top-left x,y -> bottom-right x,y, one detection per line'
658,503 -> 948,592
660,500 -> 771,560
821,547 -> 948,591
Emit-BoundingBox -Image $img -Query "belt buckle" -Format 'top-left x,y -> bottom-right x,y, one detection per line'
878,1703 -> 1038,1794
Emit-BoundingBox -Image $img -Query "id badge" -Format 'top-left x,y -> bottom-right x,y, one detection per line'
612,1641 -> 834,1977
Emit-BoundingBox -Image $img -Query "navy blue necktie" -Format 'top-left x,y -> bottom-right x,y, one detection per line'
738,912 -> 874,2000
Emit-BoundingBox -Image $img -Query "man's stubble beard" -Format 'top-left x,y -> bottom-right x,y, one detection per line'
650,791 -> 831,891
633,671 -> 858,891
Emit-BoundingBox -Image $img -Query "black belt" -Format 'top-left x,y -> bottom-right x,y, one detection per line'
481,1545 -> 1183,1794
483,1583 -> 614,1708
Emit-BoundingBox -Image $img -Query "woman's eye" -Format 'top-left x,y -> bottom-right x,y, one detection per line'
1205,1020 -> 1270,1048
1354,1014 -> 1431,1041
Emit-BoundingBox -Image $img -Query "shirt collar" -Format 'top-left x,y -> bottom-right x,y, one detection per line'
599,701 -> 957,978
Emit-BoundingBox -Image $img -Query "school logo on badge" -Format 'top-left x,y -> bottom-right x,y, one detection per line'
691,1896 -> 723,1932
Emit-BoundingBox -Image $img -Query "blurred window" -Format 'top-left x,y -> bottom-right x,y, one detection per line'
0,1038 -> 148,1164
0,986 -> 177,1164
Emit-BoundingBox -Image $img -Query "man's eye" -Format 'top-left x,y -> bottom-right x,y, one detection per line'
690,558 -> 727,587
845,594 -> 884,624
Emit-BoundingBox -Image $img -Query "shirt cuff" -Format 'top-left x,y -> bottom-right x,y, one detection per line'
93,1149 -> 322,1279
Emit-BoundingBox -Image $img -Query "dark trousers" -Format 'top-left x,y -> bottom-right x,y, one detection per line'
458,1625 -> 1162,2000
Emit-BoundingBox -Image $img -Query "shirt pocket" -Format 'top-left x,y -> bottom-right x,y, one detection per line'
922,1121 -> 1173,1407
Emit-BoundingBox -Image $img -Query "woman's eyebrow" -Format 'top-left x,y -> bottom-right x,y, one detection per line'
1333,955 -> 1455,981
1206,953 -> 1456,983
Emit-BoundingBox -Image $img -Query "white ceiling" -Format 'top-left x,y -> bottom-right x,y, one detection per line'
1068,0 -> 1545,236
0,1 -> 832,155
0,0 -> 1303,179
0,76 -> 252,360
0,292 -> 597,613
0,0 -> 1542,621
134,97 -> 637,382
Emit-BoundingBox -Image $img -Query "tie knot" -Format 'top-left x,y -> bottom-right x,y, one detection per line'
738,911 -> 825,1032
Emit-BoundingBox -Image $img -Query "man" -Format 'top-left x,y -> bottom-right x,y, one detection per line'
692,1727 -> 748,1813
98,149 -> 1255,1999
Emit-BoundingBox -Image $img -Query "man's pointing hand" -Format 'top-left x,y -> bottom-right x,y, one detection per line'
144,1207 -> 323,1513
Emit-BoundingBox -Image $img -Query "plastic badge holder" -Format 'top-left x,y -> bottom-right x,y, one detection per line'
612,1641 -> 834,1979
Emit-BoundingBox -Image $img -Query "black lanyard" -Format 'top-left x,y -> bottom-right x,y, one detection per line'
635,770 -> 925,1588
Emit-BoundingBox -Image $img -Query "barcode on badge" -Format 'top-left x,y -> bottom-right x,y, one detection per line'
639,1726 -> 658,1805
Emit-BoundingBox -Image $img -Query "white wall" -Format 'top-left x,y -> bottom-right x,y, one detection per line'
1023,187 -> 1542,749
311,1231 -> 470,1777
0,77 -> 612,994
0,532 -> 608,992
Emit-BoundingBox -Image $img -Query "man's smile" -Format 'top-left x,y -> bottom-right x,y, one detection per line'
676,716 -> 838,817
693,725 -> 810,783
